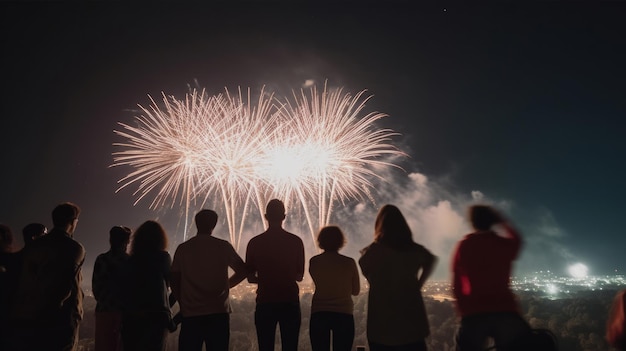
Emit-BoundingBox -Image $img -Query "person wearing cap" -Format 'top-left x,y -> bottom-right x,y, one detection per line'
245,199 -> 305,351
92,225 -> 131,351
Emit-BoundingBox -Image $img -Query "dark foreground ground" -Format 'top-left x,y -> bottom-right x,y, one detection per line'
76,285 -> 617,351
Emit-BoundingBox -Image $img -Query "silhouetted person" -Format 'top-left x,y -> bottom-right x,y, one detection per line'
0,224 -> 21,350
168,291 -> 182,330
10,202 -> 85,351
170,209 -> 247,351
359,204 -> 437,351
92,226 -> 131,351
245,199 -> 305,351
309,226 -> 360,351
452,205 -> 530,351
22,222 -> 48,247
122,220 -> 172,351
607,290 -> 626,350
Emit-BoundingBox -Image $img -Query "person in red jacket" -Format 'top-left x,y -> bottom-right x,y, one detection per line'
452,205 -> 530,351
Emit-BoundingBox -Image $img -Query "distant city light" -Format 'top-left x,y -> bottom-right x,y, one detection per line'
568,263 -> 589,279
546,284 -> 558,295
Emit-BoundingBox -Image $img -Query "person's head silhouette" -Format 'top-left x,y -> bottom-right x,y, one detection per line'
264,199 -> 286,227
374,204 -> 415,250
109,226 -> 131,252
22,223 -> 47,247
52,202 -> 80,235
0,224 -> 14,253
130,220 -> 168,256
468,205 -> 501,231
195,209 -> 218,235
317,226 -> 345,252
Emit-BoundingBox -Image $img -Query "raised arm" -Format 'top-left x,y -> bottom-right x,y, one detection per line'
494,209 -> 523,258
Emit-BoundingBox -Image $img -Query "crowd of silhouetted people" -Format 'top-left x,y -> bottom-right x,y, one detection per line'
3,200 -> 623,351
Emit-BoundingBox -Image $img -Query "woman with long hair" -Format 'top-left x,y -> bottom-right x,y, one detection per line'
359,205 -> 437,351
122,220 -> 172,351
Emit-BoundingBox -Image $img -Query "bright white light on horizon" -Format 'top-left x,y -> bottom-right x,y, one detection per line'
546,284 -> 558,295
568,263 -> 589,279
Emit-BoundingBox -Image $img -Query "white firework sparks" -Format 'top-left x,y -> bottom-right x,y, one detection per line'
270,84 -> 405,241
112,84 -> 405,250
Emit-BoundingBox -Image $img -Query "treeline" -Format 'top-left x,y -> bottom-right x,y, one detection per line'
76,288 -> 619,351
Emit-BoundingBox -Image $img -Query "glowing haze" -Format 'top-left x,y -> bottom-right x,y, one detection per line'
112,84 -> 404,250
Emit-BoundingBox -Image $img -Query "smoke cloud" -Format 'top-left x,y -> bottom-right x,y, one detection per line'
325,167 -> 572,280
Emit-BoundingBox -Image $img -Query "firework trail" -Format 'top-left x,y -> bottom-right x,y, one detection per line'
197,87 -> 279,249
112,89 -> 219,234
269,84 -> 405,243
112,84 -> 404,250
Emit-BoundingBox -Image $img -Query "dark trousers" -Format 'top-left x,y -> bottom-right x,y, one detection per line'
7,323 -> 79,351
369,340 -> 427,351
122,312 -> 169,351
455,312 -> 530,351
95,311 -> 123,351
178,313 -> 229,351
254,302 -> 301,351
309,311 -> 355,351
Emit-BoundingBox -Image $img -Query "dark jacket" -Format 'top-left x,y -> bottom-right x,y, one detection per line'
123,250 -> 171,315
92,249 -> 130,312
12,228 -> 85,326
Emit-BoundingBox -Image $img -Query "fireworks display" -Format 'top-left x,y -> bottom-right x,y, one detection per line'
112,83 -> 405,250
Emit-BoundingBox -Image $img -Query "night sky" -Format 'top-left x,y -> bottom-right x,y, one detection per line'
2,3 -> 625,280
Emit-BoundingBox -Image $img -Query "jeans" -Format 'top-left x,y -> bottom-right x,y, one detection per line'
309,311 -> 355,351
122,311 -> 169,351
456,312 -> 531,351
7,323 -> 79,351
254,302 -> 301,351
178,313 -> 229,351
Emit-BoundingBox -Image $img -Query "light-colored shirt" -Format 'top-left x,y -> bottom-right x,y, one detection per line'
309,251 -> 360,315
171,234 -> 246,316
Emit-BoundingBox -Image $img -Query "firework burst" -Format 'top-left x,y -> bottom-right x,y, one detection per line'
112,83 -> 405,249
